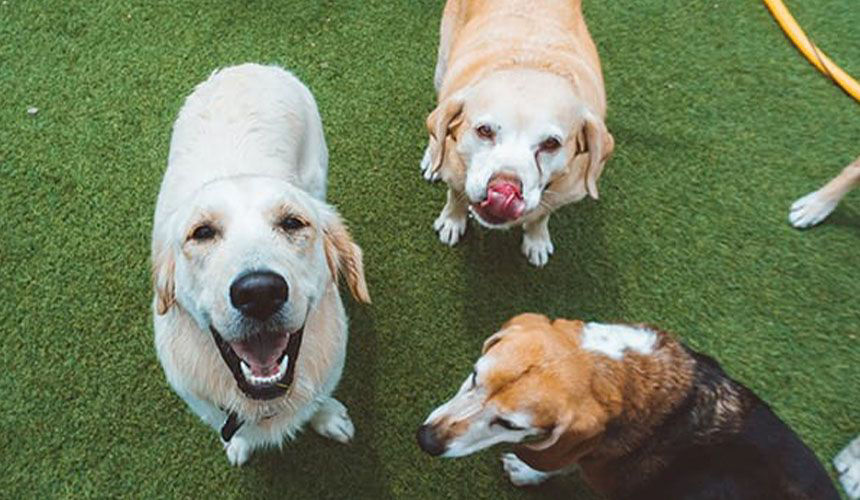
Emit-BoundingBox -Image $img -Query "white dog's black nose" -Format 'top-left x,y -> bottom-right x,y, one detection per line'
417,424 -> 446,457
229,271 -> 288,320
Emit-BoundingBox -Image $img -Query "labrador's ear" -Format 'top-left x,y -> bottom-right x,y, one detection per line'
426,94 -> 465,176
151,239 -> 176,315
575,109 -> 614,200
320,204 -> 371,304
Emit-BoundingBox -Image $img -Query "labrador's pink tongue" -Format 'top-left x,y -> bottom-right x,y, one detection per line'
229,331 -> 289,377
480,181 -> 525,220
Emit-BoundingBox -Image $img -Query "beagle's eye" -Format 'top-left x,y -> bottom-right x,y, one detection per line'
278,216 -> 306,231
476,124 -> 495,141
539,137 -> 562,152
470,370 -> 477,389
491,417 -> 525,431
190,224 -> 216,241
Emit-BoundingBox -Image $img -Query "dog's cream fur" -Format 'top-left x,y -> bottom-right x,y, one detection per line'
151,63 -> 369,466
421,0 -> 614,266
789,155 -> 860,228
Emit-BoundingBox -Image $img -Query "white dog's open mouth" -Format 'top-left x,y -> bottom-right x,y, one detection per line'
210,326 -> 304,400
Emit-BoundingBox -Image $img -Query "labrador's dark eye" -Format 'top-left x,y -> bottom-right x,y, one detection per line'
539,137 -> 561,152
476,124 -> 495,141
491,417 -> 525,431
190,224 -> 216,241
279,216 -> 306,231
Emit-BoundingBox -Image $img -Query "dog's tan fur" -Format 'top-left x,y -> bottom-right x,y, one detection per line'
423,0 -> 614,266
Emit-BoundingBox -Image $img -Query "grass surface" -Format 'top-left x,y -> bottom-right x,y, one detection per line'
1,0 -> 858,498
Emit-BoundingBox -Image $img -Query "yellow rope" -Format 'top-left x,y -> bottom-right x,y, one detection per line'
762,0 -> 860,102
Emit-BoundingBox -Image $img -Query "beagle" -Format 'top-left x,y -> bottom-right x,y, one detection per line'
418,313 -> 838,499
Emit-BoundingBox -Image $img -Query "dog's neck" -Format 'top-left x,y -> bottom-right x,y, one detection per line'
578,331 -> 697,494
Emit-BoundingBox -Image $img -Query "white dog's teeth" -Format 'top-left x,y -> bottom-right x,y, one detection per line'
240,361 -> 253,380
278,355 -> 289,376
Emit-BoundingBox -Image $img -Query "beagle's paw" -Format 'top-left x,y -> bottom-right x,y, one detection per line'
223,435 -> 252,466
311,397 -> 354,444
521,232 -> 554,267
835,435 -> 860,499
501,453 -> 551,487
789,190 -> 838,229
420,145 -> 441,182
434,211 -> 467,246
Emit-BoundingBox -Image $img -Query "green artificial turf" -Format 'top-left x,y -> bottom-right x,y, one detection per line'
1,0 -> 858,497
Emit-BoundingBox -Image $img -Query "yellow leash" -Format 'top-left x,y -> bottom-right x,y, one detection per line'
762,0 -> 860,102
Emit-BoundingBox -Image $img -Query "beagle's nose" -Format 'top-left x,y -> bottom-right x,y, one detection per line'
229,271 -> 288,320
416,424 -> 446,457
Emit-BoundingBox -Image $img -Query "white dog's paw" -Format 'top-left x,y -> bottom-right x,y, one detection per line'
835,435 -> 860,499
502,453 -> 551,487
420,146 -> 441,182
789,190 -> 838,228
521,233 -> 554,267
223,436 -> 252,466
434,211 -> 467,246
311,398 -> 355,444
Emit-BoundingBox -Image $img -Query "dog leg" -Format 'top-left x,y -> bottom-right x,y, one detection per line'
223,435 -> 252,466
434,188 -> 468,245
835,434 -> 860,499
789,155 -> 860,228
501,453 -> 572,487
310,397 -> 355,444
420,144 -> 441,182
521,214 -> 554,267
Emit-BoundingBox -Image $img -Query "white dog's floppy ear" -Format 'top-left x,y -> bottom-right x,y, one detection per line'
426,94 -> 465,176
579,109 -> 614,200
319,205 -> 371,304
151,239 -> 176,315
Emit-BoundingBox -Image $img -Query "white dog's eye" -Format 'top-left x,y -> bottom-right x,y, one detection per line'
475,124 -> 495,141
539,137 -> 561,153
190,224 -> 217,241
278,216 -> 307,232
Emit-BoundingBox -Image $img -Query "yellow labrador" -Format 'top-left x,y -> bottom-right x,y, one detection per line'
151,64 -> 370,466
421,0 -> 614,266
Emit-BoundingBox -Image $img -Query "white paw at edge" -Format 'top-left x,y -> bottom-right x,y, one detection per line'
789,190 -> 837,229
501,453 -> 550,487
521,233 -> 554,267
835,436 -> 860,499
224,436 -> 251,466
311,399 -> 355,444
434,212 -> 466,246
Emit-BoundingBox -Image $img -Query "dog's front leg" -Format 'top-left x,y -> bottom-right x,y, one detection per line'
433,187 -> 469,246
310,397 -> 355,444
501,453 -> 574,487
789,155 -> 860,228
521,213 -> 553,267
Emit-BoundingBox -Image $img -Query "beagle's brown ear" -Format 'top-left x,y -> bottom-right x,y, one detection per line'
152,242 -> 176,315
481,330 -> 508,354
503,313 -> 551,330
517,409 -> 604,472
321,205 -> 371,304
426,94 -> 465,176
578,109 -> 614,200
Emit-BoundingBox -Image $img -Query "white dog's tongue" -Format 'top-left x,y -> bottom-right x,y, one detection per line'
480,180 -> 525,220
229,331 -> 290,377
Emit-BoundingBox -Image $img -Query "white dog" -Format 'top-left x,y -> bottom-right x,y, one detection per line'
151,63 -> 370,466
